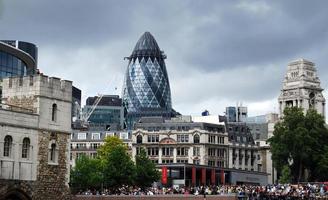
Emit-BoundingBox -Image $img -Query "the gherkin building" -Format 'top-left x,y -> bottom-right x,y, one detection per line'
122,32 -> 173,128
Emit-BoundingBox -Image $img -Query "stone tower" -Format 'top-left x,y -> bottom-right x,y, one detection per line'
0,74 -> 72,200
278,59 -> 325,118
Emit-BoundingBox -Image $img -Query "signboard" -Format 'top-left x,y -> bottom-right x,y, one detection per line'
162,166 -> 167,185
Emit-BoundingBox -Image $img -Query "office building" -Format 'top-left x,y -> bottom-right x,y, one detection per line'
278,59 -> 326,118
122,32 -> 174,129
0,40 -> 37,78
82,95 -> 124,130
131,116 -> 267,186
226,106 -> 248,122
70,130 -> 131,167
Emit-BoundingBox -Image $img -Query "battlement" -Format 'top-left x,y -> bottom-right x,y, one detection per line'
1,74 -> 72,103
4,74 -> 72,90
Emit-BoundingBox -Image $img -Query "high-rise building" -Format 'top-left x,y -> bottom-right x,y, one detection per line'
225,106 -> 248,122
0,40 -> 37,78
82,95 -> 124,130
278,59 -> 326,118
122,32 -> 173,129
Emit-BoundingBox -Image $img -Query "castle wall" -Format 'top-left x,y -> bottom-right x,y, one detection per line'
0,74 -> 72,199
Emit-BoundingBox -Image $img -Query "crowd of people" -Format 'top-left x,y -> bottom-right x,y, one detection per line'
76,183 -> 328,199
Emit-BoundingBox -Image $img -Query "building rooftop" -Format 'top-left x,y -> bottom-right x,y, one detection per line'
130,32 -> 165,59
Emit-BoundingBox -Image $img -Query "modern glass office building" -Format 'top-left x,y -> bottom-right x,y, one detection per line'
0,40 -> 37,78
82,95 -> 124,131
122,32 -> 173,129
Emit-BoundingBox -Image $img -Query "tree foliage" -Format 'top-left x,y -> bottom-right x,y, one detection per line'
97,136 -> 126,160
268,107 -> 328,182
70,136 -> 160,193
103,145 -> 136,193
279,165 -> 291,184
70,154 -> 103,191
135,148 -> 160,189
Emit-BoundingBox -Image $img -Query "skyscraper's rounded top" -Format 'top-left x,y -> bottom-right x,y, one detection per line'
130,32 -> 163,58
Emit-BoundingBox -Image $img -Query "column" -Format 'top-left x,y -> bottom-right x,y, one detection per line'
173,147 -> 177,163
158,147 -> 162,164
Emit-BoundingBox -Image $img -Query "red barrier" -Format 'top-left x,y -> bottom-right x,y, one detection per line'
162,166 -> 167,185
220,169 -> 225,184
211,168 -> 215,185
192,167 -> 196,185
201,168 -> 206,185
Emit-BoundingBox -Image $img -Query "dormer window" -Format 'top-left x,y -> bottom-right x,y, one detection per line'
52,103 -> 57,121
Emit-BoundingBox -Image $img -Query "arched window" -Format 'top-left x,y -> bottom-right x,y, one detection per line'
52,103 -> 57,121
4,135 -> 13,157
309,92 -> 315,108
48,140 -> 58,164
137,135 -> 142,144
50,143 -> 56,162
194,134 -> 200,144
22,138 -> 30,159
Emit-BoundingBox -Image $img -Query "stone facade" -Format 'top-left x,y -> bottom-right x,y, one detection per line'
278,59 -> 326,118
70,131 -> 131,168
132,116 -> 229,167
0,74 -> 72,200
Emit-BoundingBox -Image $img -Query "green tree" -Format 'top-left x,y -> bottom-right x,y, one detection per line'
97,136 -> 126,160
268,107 -> 328,182
135,149 -> 160,190
70,155 -> 103,192
103,145 -> 135,193
279,165 -> 291,184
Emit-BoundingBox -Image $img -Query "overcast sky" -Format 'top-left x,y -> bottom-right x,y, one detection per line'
1,0 -> 328,117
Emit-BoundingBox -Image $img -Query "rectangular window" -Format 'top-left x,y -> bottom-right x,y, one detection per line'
177,147 -> 189,156
147,147 -> 159,156
77,133 -> 87,140
147,135 -> 159,143
162,147 -> 173,156
177,134 -> 189,143
193,147 -> 200,156
208,135 -> 216,143
92,133 -> 100,140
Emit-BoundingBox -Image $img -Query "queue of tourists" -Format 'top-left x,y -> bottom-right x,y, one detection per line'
76,183 -> 328,199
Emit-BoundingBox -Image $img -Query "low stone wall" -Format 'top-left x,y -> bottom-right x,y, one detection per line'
73,195 -> 237,200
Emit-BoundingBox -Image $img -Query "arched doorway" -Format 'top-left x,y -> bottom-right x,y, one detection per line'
1,189 -> 31,200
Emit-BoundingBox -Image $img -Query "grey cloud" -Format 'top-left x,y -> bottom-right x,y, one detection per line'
1,0 -> 328,115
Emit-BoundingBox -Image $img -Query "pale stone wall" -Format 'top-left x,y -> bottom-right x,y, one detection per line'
0,74 -> 73,199
132,129 -> 228,168
278,59 -> 326,118
0,109 -> 39,181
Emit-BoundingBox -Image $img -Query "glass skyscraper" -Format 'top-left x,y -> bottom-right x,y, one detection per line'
0,40 -> 37,78
122,32 -> 173,129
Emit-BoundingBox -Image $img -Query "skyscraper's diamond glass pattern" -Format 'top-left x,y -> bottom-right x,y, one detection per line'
122,32 -> 172,118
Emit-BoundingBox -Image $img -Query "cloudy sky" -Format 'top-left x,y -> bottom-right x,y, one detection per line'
1,0 -> 328,117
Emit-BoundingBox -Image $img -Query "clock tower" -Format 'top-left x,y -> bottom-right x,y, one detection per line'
278,59 -> 325,119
